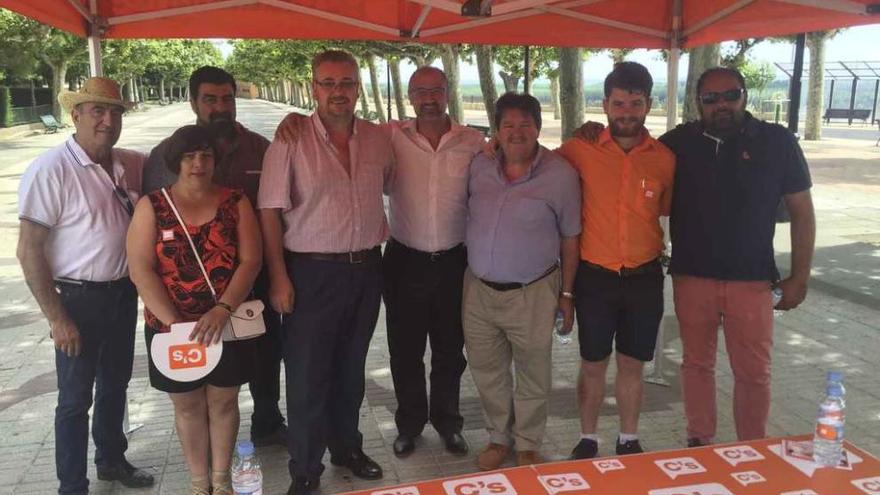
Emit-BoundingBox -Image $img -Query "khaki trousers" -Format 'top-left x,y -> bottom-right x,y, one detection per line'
462,267 -> 559,451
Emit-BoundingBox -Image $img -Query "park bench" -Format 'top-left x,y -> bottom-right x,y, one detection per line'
823,107 -> 871,124
39,114 -> 64,134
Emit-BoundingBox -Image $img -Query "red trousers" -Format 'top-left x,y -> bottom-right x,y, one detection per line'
673,275 -> 774,443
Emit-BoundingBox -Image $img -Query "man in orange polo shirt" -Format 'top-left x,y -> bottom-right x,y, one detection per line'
557,62 -> 675,459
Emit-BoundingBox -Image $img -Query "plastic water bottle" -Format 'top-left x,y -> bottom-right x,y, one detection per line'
231,440 -> 263,495
771,287 -> 784,317
813,371 -> 845,467
554,309 -> 571,345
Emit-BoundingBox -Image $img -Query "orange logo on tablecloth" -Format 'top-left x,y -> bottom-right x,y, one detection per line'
537,473 -> 590,494
648,483 -> 733,495
442,474 -> 516,495
655,457 -> 707,480
370,487 -> 420,495
592,458 -> 625,474
853,477 -> 880,494
169,343 -> 207,369
730,470 -> 766,486
714,445 -> 765,466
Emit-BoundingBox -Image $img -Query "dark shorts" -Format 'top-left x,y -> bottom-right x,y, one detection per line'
575,260 -> 664,362
146,323 -> 257,393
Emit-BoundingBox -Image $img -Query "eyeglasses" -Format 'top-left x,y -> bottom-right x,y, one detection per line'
314,80 -> 358,91
699,88 -> 744,105
410,87 -> 446,98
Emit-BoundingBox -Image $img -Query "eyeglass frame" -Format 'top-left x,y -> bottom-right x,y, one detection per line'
313,79 -> 359,92
698,87 -> 745,105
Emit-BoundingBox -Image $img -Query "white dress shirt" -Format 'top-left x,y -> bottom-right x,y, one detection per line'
387,119 -> 484,252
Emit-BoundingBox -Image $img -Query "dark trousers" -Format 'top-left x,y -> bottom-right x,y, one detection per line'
249,268 -> 285,438
383,239 -> 467,437
282,251 -> 382,480
54,279 -> 137,495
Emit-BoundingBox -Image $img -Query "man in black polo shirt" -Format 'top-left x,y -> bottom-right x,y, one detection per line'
659,67 -> 815,447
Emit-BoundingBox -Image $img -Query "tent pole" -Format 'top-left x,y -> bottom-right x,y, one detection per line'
665,0 -> 682,131
87,0 -> 103,77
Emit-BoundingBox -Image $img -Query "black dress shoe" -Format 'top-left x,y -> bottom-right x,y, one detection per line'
96,460 -> 155,488
440,432 -> 469,456
393,434 -> 416,457
330,448 -> 383,480
287,477 -> 309,495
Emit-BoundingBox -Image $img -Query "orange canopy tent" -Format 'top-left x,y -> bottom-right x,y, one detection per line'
2,0 -> 878,127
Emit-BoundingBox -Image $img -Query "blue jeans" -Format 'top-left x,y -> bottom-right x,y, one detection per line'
54,279 -> 137,495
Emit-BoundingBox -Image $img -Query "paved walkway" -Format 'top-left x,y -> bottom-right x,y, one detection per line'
0,100 -> 877,494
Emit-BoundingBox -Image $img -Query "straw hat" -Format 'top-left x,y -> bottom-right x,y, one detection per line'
58,77 -> 134,112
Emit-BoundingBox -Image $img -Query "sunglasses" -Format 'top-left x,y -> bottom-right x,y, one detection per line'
113,185 -> 135,217
698,88 -> 744,105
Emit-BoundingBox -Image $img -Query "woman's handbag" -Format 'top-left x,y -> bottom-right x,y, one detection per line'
161,188 -> 266,341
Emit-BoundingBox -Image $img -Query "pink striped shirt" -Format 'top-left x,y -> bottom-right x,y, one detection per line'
258,112 -> 394,253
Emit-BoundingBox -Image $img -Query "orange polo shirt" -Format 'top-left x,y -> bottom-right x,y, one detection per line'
557,128 -> 675,271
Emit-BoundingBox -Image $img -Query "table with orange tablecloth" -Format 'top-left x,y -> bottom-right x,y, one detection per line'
343,435 -> 880,495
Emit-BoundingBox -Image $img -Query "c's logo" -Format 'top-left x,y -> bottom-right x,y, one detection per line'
654,457 -> 707,480
592,458 -> 625,474
713,446 -> 764,466
537,473 -> 589,494
169,343 -> 207,369
442,474 -> 516,495
370,487 -> 420,495
853,477 -> 880,494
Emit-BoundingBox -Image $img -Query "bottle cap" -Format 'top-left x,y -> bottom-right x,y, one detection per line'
236,440 -> 255,456
826,371 -> 843,383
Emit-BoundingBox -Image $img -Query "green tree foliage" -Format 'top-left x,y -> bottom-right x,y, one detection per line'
740,60 -> 776,106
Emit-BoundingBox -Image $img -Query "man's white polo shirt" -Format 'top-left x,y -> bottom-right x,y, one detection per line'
18,136 -> 145,282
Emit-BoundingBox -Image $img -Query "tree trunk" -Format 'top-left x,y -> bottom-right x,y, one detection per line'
51,62 -> 68,122
475,44 -> 498,132
440,44 -> 464,124
365,54 -> 387,123
559,47 -> 584,140
805,33 -> 827,140
358,77 -> 370,116
159,78 -> 166,101
29,80 -> 37,108
550,74 -> 561,120
389,58 -> 407,120
499,71 -> 519,93
683,44 -> 720,122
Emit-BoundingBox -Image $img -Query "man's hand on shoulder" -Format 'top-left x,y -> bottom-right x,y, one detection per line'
275,112 -> 308,144
573,121 -> 605,142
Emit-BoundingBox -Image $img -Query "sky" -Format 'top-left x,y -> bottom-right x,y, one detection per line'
218,24 -> 879,84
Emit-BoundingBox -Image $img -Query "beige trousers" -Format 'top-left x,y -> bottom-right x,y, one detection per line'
462,267 -> 560,451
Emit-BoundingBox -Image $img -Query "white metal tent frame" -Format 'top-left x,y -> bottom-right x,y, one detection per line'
64,0 -> 877,130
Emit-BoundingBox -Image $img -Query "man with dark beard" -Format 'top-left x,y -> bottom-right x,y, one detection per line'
660,67 -> 814,447
142,66 -> 289,449
556,62 -> 675,459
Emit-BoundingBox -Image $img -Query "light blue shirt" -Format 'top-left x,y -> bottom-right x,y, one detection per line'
466,145 -> 581,284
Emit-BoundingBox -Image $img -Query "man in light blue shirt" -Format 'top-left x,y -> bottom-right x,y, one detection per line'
463,92 -> 581,471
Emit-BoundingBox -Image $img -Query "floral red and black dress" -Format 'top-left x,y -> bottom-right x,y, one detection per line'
144,187 -> 256,393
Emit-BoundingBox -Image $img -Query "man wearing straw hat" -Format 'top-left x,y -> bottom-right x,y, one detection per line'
17,77 -> 155,495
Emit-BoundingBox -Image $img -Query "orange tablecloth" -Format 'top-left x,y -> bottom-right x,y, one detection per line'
343,435 -> 880,495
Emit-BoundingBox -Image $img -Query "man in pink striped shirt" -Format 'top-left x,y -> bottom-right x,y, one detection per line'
258,50 -> 393,495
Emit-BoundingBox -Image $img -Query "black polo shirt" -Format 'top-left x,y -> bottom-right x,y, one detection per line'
659,113 -> 812,281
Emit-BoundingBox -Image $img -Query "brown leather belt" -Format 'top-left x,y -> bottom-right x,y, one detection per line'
287,246 -> 381,264
583,258 -> 661,277
54,277 -> 133,290
387,238 -> 464,262
479,265 -> 558,292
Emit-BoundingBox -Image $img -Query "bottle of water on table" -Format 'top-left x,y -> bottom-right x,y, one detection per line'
813,371 -> 845,467
232,440 -> 263,495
